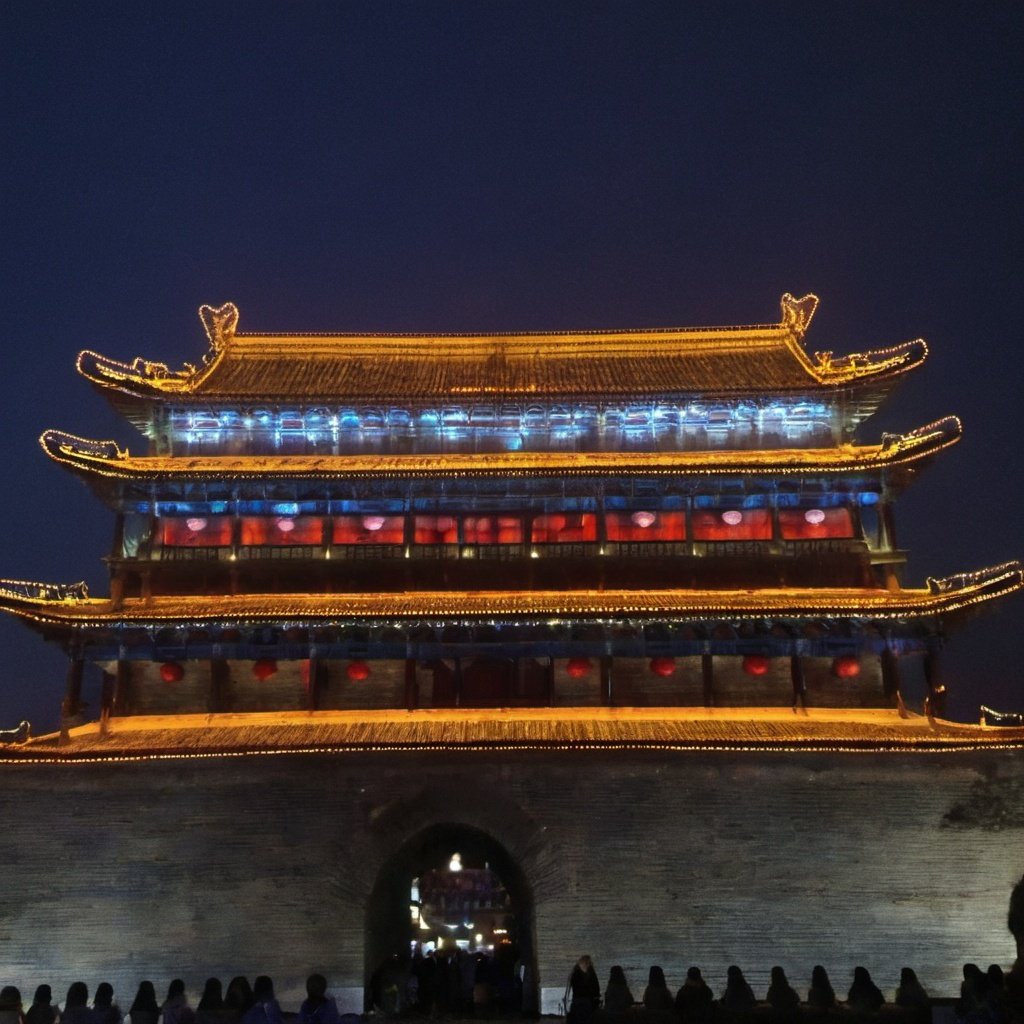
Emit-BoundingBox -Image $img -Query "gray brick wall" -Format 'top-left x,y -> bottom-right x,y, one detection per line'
1,748 -> 1021,1011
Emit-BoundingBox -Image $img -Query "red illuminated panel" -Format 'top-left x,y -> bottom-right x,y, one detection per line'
463,516 -> 523,544
531,513 -> 597,543
692,508 -> 772,541
332,515 -> 404,545
414,515 -> 458,544
606,511 -> 685,542
161,516 -> 233,547
242,516 -> 323,546
779,507 -> 853,540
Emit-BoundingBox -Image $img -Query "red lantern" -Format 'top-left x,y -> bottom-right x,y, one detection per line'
346,660 -> 371,681
566,657 -> 593,678
252,658 -> 278,681
742,654 -> 770,677
159,661 -> 184,684
649,657 -> 676,677
833,655 -> 861,679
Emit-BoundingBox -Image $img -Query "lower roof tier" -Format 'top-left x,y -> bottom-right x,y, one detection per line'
2,562 -> 1020,631
3,707 -> 1023,761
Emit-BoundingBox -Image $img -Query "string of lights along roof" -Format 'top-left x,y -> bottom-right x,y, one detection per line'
2,292 -> 1021,759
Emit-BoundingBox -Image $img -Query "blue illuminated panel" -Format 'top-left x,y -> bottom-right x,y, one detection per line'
156,400 -> 838,455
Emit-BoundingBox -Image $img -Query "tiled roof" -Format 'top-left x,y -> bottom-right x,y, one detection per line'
39,417 -> 962,482
3,707 -> 1023,761
76,294 -> 929,407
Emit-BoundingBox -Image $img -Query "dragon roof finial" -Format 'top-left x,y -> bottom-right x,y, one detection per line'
198,302 -> 240,351
780,293 -> 819,339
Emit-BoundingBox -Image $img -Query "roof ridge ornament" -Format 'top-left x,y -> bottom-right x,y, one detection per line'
780,293 -> 819,339
926,560 -> 1024,596
198,302 -> 239,352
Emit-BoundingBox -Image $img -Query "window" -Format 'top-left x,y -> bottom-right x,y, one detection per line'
463,516 -> 523,544
333,515 -> 404,545
692,508 -> 771,541
414,515 -> 458,544
531,513 -> 597,543
242,515 -> 323,546
161,516 -> 233,547
605,510 -> 685,542
778,507 -> 853,540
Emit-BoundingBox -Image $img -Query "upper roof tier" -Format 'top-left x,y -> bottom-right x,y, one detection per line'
77,294 -> 929,420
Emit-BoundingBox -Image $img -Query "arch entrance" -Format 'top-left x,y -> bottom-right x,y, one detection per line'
365,822 -> 537,1016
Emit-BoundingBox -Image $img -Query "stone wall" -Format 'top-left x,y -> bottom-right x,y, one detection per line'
0,747 -> 1021,1011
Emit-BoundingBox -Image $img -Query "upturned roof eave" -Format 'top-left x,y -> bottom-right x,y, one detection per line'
1,564 -> 1020,628
4,707 -> 1024,761
38,417 -> 963,484
72,294 -> 928,413
76,356 -> 921,410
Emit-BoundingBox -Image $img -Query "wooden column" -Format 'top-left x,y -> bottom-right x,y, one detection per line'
113,659 -> 132,715
210,658 -> 230,713
404,657 -> 419,711
453,657 -> 464,708
307,657 -> 322,711
600,655 -> 613,706
99,670 -> 115,737
701,652 -> 715,708
791,654 -> 807,708
596,500 -> 608,591
230,515 -> 242,595
545,656 -> 555,707
923,645 -> 947,719
61,657 -> 84,727
881,647 -> 901,705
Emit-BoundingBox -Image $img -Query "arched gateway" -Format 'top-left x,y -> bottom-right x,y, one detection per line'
365,822 -> 538,1014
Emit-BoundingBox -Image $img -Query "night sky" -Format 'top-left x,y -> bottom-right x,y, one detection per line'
1,2 -> 1021,732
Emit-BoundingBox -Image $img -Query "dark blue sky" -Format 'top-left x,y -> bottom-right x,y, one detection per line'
1,2 -> 1021,730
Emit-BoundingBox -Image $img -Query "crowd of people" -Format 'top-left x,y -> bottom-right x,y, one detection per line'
565,959 -> 1021,1024
0,975 -> 346,1024
369,947 -> 526,1017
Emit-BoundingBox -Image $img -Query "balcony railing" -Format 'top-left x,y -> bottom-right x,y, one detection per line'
138,537 -> 872,564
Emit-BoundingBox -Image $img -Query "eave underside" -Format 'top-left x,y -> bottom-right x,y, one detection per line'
4,707 -> 1023,761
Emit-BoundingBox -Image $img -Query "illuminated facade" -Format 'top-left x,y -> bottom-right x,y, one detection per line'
2,292 -> 1019,724
1,294 -> 1022,1006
